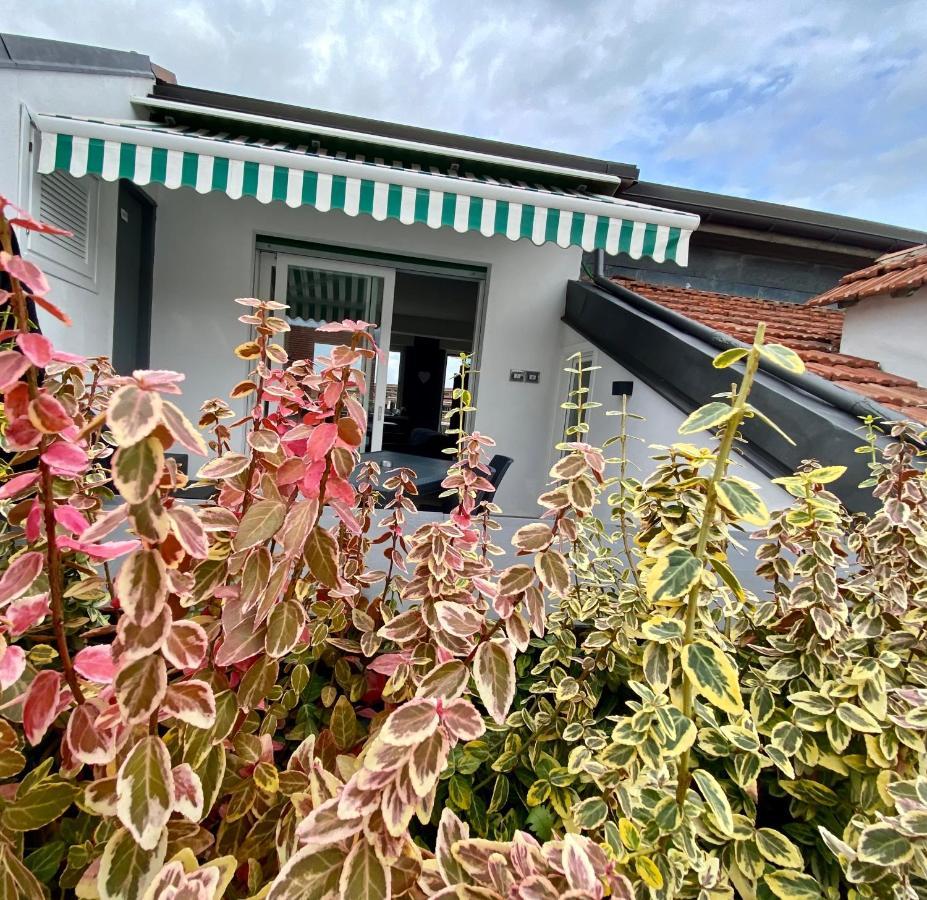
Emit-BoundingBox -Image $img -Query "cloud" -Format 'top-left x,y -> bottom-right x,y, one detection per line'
9,0 -> 927,229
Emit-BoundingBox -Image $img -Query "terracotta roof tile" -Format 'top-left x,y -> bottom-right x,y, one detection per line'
806,243 -> 927,307
613,277 -> 927,425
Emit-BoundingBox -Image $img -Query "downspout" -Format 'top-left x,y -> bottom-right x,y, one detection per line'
590,249 -> 902,426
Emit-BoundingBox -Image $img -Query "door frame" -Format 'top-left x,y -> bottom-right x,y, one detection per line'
272,254 -> 396,451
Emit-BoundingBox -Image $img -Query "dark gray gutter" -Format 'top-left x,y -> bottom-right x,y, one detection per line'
620,182 -> 927,253
591,249 -> 900,426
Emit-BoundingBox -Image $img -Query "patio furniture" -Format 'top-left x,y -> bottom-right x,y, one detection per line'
476,454 -> 514,510
358,450 -> 453,497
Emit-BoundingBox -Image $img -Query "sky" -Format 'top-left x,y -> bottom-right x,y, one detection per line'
8,0 -> 927,230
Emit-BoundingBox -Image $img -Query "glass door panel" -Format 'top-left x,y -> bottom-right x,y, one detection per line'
273,255 -> 394,451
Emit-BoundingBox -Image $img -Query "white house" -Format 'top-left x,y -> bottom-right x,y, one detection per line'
2,32 -> 705,518
4,32 -> 925,533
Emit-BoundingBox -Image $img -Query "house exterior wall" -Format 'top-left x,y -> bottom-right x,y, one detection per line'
144,186 -> 583,516
840,287 -> 927,386
0,68 -> 154,356
555,324 -> 791,589
596,234 -> 872,303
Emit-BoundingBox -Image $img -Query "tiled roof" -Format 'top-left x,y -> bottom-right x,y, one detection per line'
614,277 -> 927,424
806,243 -> 927,308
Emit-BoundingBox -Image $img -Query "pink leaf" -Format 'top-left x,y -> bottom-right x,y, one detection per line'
440,698 -> 486,742
54,505 -> 88,536
16,332 -> 53,367
305,423 -> 338,462
23,669 -> 62,745
0,350 -> 30,390
58,536 -> 140,561
0,551 -> 43,604
42,441 -> 89,476
5,593 -> 50,636
366,653 -> 410,676
379,698 -> 440,747
0,471 -> 39,500
0,251 -> 50,296
73,644 -> 117,684
0,645 -> 26,689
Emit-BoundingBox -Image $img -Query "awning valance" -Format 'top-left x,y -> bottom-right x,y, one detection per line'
34,114 -> 698,264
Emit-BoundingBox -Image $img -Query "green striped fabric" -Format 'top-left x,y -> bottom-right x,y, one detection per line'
36,118 -> 695,264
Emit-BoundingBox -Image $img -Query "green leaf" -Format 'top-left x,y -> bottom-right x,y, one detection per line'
692,769 -> 735,835
836,703 -> 882,734
339,838 -> 390,900
805,465 -> 846,484
641,615 -> 685,642
647,547 -> 702,603
713,347 -> 749,369
681,641 -> 744,714
756,828 -> 803,869
304,526 -> 340,589
265,599 -> 304,658
267,846 -> 345,900
107,384 -> 162,447
717,477 -> 769,526
115,736 -> 173,851
2,780 -> 78,831
857,824 -> 915,866
0,841 -> 45,900
535,549 -> 570,595
709,556 -> 745,600
764,869 -> 822,900
636,856 -> 664,889
679,401 -> 736,435
112,437 -> 164,505
97,826 -> 167,900
525,805 -> 555,841
329,695 -> 357,750
233,499 -> 286,551
23,840 -> 65,883
474,640 -> 516,725
758,343 -> 806,374
573,796 -> 609,830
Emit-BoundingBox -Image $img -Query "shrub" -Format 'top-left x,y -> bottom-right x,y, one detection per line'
0,195 -> 925,900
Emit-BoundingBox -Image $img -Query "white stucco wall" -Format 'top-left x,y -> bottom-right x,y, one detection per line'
144,187 -> 583,516
553,326 -> 792,589
840,287 -> 927,386
0,68 -> 153,357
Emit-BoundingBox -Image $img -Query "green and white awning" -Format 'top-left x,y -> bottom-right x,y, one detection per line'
34,114 -> 698,264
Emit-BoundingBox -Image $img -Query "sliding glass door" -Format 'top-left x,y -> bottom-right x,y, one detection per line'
272,255 -> 395,451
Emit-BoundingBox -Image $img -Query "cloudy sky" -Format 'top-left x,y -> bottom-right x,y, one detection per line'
10,0 -> 927,229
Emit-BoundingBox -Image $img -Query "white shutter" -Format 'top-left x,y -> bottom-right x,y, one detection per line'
39,171 -> 91,262
31,170 -> 99,284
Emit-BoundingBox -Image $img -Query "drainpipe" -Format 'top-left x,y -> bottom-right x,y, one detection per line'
591,249 -> 903,426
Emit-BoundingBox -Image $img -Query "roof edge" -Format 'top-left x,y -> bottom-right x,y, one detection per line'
621,180 -> 927,252
0,33 -> 153,79
148,81 -> 640,185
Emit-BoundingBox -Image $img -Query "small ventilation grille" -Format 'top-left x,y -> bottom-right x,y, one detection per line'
38,171 -> 90,261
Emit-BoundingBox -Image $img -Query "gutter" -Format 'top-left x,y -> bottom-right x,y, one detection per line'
591,249 -> 904,428
134,96 -> 624,189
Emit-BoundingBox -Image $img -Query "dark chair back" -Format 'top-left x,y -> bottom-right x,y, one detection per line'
475,454 -> 513,511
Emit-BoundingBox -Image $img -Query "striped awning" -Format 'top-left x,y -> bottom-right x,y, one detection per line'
33,114 -> 698,264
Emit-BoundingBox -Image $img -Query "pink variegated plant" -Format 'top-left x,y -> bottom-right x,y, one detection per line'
0,196 -> 579,900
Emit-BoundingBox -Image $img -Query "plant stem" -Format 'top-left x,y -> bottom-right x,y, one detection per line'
0,218 -> 85,703
675,324 -> 765,805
